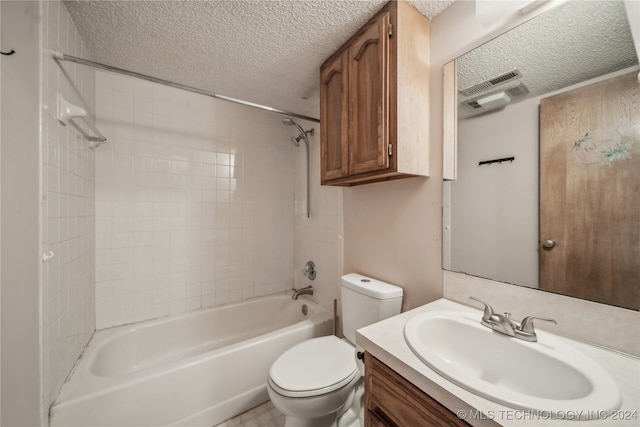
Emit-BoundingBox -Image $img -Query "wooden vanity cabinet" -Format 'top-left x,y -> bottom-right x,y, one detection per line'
364,353 -> 469,427
320,0 -> 430,186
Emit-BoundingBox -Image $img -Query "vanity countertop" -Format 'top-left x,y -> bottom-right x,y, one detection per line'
356,298 -> 639,427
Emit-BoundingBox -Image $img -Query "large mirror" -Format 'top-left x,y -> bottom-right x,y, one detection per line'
443,0 -> 639,311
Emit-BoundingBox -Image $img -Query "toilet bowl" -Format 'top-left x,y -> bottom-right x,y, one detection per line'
267,336 -> 360,427
267,274 -> 403,427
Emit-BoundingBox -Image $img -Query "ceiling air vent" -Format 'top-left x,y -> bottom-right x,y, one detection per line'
459,69 -> 523,97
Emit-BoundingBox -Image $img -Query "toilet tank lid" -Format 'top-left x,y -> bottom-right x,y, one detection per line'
341,273 -> 403,299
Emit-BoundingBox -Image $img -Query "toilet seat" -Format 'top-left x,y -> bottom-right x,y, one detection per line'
269,335 -> 358,398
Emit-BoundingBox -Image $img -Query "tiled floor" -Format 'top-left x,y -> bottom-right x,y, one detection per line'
214,400 -> 363,427
214,401 -> 285,427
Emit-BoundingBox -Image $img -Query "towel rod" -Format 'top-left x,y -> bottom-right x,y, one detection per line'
56,93 -> 106,148
478,156 -> 515,166
52,53 -> 107,148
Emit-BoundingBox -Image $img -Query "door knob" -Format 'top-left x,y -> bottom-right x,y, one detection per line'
542,239 -> 556,249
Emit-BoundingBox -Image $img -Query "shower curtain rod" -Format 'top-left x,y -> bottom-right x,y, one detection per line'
53,52 -> 320,124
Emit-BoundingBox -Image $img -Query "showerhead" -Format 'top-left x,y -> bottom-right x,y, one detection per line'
282,117 -> 306,139
282,117 -> 314,148
282,118 -> 314,144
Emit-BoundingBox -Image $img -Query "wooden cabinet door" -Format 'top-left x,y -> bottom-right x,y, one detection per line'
320,52 -> 349,182
365,353 -> 470,427
347,11 -> 390,176
539,71 -> 639,310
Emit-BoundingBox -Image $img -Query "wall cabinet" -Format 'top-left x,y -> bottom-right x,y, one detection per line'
364,353 -> 470,426
320,0 -> 430,186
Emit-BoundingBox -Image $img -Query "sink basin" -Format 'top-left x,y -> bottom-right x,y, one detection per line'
404,310 -> 621,417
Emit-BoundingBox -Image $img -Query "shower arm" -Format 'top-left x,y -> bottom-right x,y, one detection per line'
292,123 -> 307,139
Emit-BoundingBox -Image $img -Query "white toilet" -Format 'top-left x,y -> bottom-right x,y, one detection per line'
267,273 -> 403,427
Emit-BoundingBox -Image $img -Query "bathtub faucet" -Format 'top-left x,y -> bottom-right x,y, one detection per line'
291,286 -> 314,300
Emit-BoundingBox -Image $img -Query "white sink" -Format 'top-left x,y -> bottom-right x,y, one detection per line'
403,310 -> 621,418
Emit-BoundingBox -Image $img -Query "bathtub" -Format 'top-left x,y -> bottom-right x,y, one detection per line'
50,293 -> 333,427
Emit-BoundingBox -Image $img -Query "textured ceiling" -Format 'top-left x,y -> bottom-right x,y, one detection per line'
63,0 -> 455,119
457,0 -> 638,119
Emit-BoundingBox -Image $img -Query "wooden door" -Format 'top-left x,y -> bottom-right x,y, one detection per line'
539,71 -> 639,310
320,52 -> 349,182
347,11 -> 390,176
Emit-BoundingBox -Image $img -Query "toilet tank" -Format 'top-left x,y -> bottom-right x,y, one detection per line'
341,273 -> 403,344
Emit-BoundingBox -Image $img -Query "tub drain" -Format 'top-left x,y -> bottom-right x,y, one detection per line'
301,304 -> 308,316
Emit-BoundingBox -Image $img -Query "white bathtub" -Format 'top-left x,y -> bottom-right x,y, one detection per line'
50,293 -> 333,427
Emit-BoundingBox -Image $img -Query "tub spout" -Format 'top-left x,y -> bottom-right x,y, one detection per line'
291,286 -> 314,300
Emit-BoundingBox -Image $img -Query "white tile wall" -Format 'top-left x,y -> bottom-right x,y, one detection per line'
94,71 -> 299,328
41,0 -> 96,413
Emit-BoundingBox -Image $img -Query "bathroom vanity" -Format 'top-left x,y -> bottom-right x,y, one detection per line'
365,352 -> 468,426
357,299 -> 640,426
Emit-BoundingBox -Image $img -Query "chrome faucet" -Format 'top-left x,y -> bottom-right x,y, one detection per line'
291,285 -> 314,300
469,297 -> 557,342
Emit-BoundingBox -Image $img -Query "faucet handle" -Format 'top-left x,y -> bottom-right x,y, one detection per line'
469,296 -> 495,322
519,316 -> 557,334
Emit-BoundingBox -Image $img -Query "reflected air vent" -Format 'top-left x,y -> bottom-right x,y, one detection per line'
459,70 -> 523,96
505,82 -> 530,98
466,100 -> 482,109
462,82 -> 530,114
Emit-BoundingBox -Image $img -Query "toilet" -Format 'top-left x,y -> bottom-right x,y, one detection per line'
267,273 -> 403,427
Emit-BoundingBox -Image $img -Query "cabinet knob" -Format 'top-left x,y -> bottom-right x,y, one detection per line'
542,239 -> 556,249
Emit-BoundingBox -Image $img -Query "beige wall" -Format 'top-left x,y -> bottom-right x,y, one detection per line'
1,2 -> 42,425
450,98 -> 539,288
1,3 -> 3,421
343,177 -> 443,311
